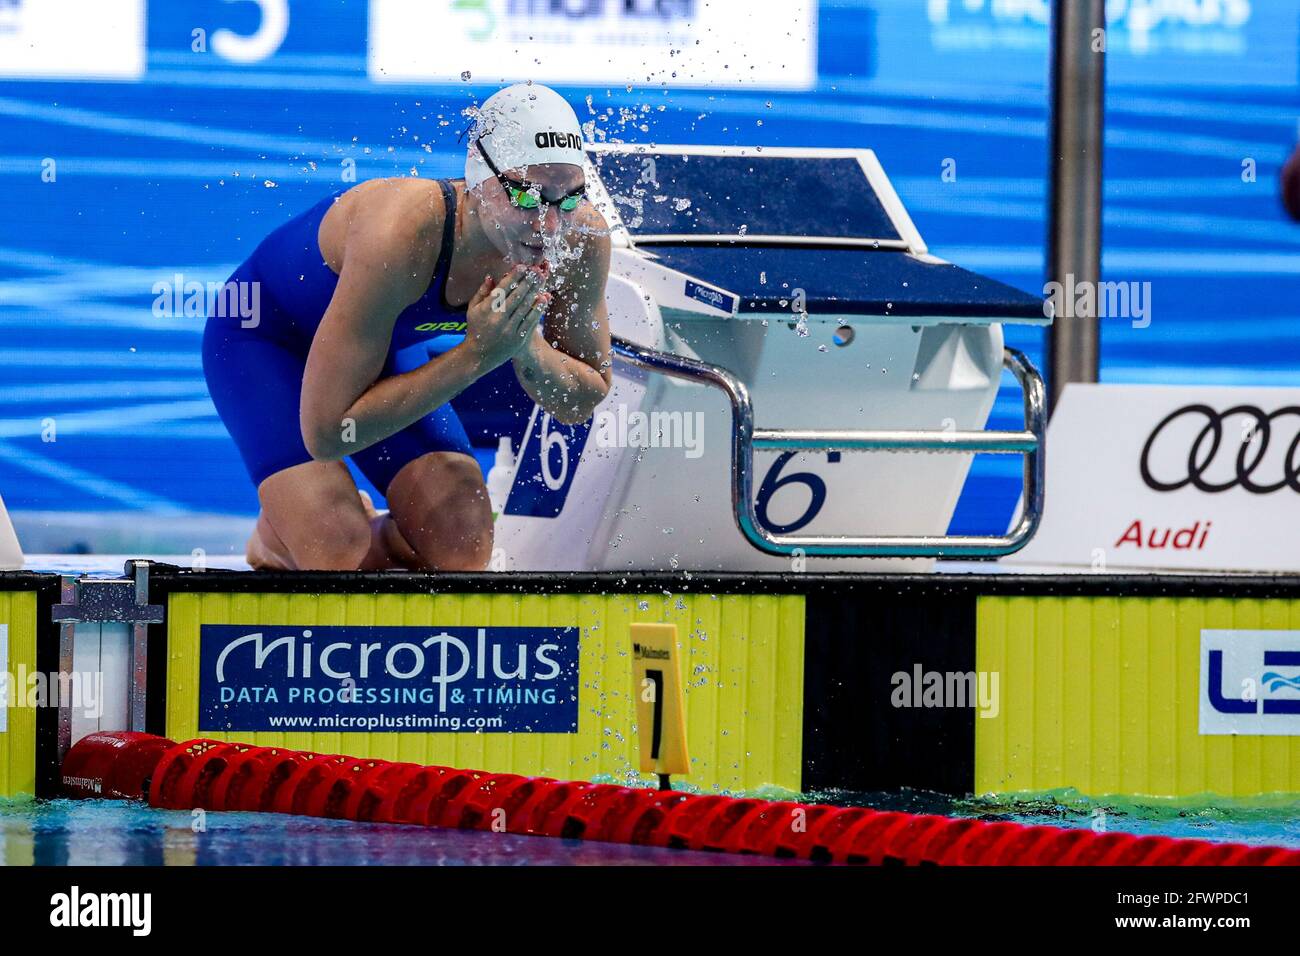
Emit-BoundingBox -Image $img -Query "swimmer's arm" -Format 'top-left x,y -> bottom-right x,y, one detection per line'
511,235 -> 612,425
301,214 -> 484,461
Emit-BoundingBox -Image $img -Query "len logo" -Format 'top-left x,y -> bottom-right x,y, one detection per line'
1200,630 -> 1300,735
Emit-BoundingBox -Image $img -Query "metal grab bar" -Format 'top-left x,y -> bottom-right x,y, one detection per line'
610,334 -> 1046,558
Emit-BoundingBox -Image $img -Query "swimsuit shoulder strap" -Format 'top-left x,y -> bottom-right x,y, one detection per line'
434,179 -> 458,294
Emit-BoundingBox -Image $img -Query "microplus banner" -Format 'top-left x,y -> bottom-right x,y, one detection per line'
199,625 -> 579,733
369,0 -> 817,89
1005,384 -> 1300,572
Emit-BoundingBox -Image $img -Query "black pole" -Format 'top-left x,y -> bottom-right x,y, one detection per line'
1046,0 -> 1106,411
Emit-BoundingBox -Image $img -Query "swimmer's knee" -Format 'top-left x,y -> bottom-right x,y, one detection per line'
391,460 -> 494,571
422,490 -> 494,571
430,504 -> 494,571
289,510 -> 373,571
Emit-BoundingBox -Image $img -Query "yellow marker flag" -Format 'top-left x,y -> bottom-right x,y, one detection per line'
631,622 -> 690,777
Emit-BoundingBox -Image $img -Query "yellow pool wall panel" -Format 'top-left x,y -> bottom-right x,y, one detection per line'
0,590 -> 38,799
165,590 -> 805,794
976,594 -> 1300,799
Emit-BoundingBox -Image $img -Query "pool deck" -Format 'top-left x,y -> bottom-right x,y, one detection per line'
20,553 -> 1285,578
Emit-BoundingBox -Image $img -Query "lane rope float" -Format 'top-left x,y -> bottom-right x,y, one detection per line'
59,731 -> 1300,865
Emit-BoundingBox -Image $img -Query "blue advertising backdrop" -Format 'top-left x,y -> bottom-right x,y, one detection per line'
1,0 -> 1297,552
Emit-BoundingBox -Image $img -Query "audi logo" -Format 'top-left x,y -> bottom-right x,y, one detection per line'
1140,404 -> 1300,494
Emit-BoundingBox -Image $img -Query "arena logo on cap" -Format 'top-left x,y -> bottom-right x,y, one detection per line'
536,131 -> 582,151
1200,629 -> 1300,735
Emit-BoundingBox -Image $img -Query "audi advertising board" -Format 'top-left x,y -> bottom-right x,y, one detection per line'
1006,384 -> 1300,572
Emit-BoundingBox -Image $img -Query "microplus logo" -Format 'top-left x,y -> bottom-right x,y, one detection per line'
50,886 -> 151,937
1200,630 -> 1300,735
212,627 -> 564,710
926,0 -> 1251,32
199,625 -> 579,734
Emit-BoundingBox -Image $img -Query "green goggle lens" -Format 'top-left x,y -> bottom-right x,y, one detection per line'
508,186 -> 581,212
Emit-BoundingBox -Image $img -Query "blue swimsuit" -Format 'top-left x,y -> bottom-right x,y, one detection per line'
202,180 -> 475,492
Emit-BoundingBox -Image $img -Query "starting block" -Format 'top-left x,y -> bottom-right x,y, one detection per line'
0,492 -> 21,570
493,145 -> 1049,572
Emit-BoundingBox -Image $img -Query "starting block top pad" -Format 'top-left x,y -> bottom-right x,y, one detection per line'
644,244 -> 1046,322
587,144 -> 1047,324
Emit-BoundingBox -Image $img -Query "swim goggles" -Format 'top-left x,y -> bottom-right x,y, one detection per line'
475,139 -> 585,212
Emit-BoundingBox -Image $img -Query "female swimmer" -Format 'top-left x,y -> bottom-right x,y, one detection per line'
202,83 -> 610,570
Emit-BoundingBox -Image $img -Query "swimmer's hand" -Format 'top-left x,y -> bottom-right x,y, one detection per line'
462,266 -> 551,373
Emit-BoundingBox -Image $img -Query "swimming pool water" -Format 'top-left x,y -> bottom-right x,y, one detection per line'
0,799 -> 806,866
817,788 -> 1300,850
3,789 -> 1296,865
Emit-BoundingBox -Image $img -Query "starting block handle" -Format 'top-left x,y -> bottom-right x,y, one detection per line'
610,336 -> 1046,558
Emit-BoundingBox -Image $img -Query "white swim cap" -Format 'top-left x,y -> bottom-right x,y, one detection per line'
464,83 -> 585,191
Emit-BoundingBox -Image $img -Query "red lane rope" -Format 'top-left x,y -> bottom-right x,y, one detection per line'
60,732 -> 1300,866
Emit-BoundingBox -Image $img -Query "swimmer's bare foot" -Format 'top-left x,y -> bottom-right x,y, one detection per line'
246,512 -> 295,571
357,489 -> 423,570
358,489 -> 380,520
